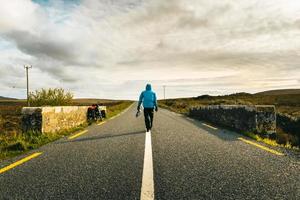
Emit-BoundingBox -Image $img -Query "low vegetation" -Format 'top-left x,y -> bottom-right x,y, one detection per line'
159,92 -> 300,148
106,101 -> 133,119
0,124 -> 87,160
0,92 -> 133,161
29,88 -> 73,106
242,131 -> 294,149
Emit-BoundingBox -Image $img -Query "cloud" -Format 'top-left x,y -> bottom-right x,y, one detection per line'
0,0 -> 43,33
0,0 -> 299,99
5,31 -> 76,62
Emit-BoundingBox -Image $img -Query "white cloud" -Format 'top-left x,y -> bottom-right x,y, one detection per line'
0,0 -> 299,99
0,0 -> 48,33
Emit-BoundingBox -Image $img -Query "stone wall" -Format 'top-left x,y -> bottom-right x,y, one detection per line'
277,113 -> 300,138
22,107 -> 43,133
189,105 -> 276,135
22,106 -> 105,133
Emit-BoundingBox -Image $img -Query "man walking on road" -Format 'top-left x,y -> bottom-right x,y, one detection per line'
137,84 -> 158,132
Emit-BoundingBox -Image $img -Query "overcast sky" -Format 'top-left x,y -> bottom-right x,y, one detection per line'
0,0 -> 299,100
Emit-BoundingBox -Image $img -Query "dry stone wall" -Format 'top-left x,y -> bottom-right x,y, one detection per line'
22,106 -> 89,133
189,105 -> 276,135
277,113 -> 300,138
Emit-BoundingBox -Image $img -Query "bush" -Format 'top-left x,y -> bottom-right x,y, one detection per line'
29,88 -> 73,106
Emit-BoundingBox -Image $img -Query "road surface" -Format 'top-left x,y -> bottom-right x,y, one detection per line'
0,103 -> 299,199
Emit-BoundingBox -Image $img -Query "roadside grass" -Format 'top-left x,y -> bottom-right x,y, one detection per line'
0,101 -> 133,161
0,123 -> 88,161
242,131 -> 299,150
106,101 -> 133,119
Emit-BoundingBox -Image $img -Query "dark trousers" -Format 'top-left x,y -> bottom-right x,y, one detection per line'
144,108 -> 154,130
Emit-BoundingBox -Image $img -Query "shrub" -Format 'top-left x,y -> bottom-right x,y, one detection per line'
29,88 -> 73,106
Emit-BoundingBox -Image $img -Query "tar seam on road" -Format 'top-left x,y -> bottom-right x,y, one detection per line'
68,130 -> 88,140
238,137 -> 284,156
202,123 -> 218,130
0,152 -> 42,174
140,131 -> 155,200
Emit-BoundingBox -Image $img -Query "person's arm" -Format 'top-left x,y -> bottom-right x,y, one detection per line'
154,93 -> 158,111
137,92 -> 144,111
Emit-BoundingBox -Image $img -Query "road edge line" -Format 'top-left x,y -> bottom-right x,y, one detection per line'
68,130 -> 88,140
108,102 -> 135,121
97,121 -> 106,126
238,137 -> 284,156
0,152 -> 43,174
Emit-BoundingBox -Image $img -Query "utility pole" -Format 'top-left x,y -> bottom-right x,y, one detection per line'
163,85 -> 166,100
24,65 -> 32,107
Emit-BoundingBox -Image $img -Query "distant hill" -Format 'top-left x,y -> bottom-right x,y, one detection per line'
73,98 -> 118,103
72,98 -> 130,106
0,96 -> 17,100
255,89 -> 300,96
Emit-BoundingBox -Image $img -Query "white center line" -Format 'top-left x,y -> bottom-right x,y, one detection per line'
140,131 -> 155,200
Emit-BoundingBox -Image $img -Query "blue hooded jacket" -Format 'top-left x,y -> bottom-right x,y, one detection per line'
138,84 -> 157,109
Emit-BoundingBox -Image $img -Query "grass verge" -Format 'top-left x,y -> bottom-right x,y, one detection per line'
0,123 -> 87,161
242,131 -> 299,150
106,101 -> 133,119
0,101 -> 133,161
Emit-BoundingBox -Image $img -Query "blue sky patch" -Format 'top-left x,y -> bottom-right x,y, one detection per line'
32,0 -> 80,7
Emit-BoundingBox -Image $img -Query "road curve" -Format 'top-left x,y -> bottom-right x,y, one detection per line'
0,103 -> 299,199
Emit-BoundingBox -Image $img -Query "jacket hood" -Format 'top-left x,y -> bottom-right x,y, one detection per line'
146,84 -> 152,91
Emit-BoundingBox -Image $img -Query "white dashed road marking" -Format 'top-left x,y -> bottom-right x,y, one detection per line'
202,123 -> 218,130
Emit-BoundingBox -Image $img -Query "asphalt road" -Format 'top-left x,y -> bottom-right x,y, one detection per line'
0,103 -> 299,200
